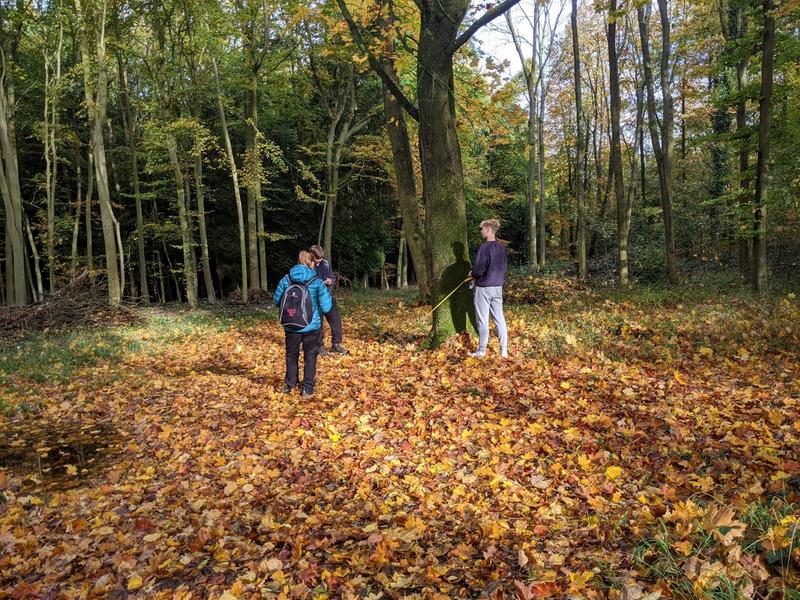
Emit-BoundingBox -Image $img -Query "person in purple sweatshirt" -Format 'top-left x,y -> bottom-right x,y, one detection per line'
468,218 -> 509,358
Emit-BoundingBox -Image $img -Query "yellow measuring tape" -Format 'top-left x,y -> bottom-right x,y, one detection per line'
429,276 -> 473,314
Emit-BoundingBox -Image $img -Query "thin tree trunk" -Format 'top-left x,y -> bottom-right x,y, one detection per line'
166,134 -> 198,308
4,229 -> 13,302
118,61 -> 150,302
506,9 -> 538,268
656,0 -> 677,282
397,234 -> 406,289
156,250 -> 165,303
70,153 -> 82,274
608,0 -> 630,286
537,82 -> 546,266
571,0 -> 586,279
24,213 -> 43,302
211,57 -> 248,302
244,77 -> 260,290
638,3 -> 677,283
735,12 -> 751,276
85,149 -> 94,270
194,154 -> 216,302
44,19 -> 63,293
257,200 -> 267,291
76,0 -> 121,303
752,0 -> 774,293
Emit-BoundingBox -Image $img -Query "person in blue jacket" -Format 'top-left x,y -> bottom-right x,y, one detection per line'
273,250 -> 333,397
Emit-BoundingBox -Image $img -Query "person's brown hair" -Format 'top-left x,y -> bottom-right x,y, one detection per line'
480,218 -> 500,233
309,244 -> 325,260
298,250 -> 315,268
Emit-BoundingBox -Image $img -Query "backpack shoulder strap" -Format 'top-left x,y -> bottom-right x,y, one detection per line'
302,276 -> 318,288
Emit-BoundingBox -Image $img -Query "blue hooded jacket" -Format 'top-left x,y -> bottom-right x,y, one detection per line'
273,264 -> 333,333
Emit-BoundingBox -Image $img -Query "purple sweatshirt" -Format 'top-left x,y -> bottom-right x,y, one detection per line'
472,241 -> 507,287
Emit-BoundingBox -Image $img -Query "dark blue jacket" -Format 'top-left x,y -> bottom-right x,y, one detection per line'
273,264 -> 333,333
315,258 -> 335,288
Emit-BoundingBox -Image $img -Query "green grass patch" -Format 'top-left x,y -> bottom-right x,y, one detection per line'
0,304 -> 274,414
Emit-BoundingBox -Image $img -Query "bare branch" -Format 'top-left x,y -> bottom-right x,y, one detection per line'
452,0 -> 524,54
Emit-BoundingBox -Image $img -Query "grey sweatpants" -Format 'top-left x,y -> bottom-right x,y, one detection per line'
473,285 -> 508,353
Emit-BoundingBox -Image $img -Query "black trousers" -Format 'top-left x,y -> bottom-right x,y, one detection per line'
284,329 -> 322,392
321,296 -> 343,346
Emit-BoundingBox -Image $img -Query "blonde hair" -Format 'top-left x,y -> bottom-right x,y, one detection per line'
309,244 -> 325,260
298,250 -> 315,268
480,218 -> 500,233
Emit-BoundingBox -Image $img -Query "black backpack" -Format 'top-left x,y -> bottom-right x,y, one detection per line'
279,276 -> 318,331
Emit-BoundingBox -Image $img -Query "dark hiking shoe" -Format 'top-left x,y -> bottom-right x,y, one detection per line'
282,384 -> 293,394
301,388 -> 314,399
330,343 -> 349,355
318,347 -> 329,357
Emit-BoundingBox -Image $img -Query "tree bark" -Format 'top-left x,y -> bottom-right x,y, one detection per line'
418,4 -> 471,344
0,47 -> 28,305
752,0 -> 774,293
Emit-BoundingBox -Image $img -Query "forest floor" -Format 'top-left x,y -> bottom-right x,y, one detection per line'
1,274 -> 799,599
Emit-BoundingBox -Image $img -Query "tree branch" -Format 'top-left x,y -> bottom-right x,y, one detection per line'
453,0 -> 524,54
335,0 -> 420,122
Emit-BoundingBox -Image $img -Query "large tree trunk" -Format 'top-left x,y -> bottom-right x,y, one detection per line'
752,0 -> 774,293
571,0 -> 586,279
418,7 -> 471,344
381,68 -> 430,301
0,51 -> 28,305
212,57 -> 248,302
608,0 -> 630,287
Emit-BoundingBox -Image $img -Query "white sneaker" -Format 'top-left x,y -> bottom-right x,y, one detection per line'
468,351 -> 486,358
500,349 -> 508,358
